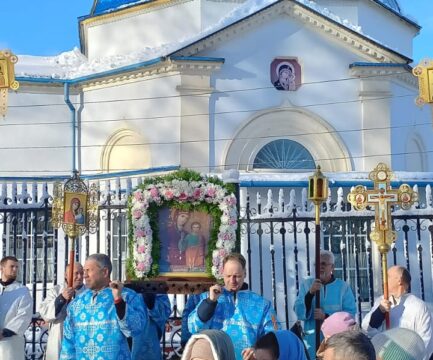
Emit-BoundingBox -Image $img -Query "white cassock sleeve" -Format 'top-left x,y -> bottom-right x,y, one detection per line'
39,285 -> 67,324
3,286 -> 33,336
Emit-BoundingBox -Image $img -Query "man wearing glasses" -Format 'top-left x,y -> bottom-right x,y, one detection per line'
294,250 -> 356,360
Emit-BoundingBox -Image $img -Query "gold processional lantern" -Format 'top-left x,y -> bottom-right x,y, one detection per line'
307,165 -> 328,352
0,49 -> 19,117
308,165 -> 329,206
52,171 -> 99,286
413,58 -> 433,106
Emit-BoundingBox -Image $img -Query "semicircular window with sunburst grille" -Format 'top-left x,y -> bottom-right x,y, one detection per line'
253,139 -> 315,170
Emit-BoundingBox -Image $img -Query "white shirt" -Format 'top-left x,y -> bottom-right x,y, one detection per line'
0,280 -> 33,360
362,293 -> 433,360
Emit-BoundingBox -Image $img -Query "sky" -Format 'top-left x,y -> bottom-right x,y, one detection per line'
0,0 -> 432,65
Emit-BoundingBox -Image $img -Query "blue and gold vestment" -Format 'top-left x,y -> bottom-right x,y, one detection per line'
60,287 -> 147,360
188,289 -> 279,360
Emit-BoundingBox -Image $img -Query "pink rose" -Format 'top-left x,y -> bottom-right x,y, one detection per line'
178,193 -> 188,201
137,245 -> 146,254
150,187 -> 159,198
193,188 -> 202,199
223,233 -> 232,240
165,190 -> 174,200
134,191 -> 144,201
218,249 -> 227,257
133,209 -> 143,219
207,188 -> 216,197
136,262 -> 146,271
135,229 -> 145,238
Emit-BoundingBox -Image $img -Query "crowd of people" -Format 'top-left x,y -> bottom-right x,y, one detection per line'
1,251 -> 433,360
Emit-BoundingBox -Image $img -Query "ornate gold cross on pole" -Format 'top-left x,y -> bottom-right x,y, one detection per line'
347,163 -> 417,329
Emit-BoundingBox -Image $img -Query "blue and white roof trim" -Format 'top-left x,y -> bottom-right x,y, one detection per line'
16,56 -> 225,85
90,0 -> 153,15
349,62 -> 412,71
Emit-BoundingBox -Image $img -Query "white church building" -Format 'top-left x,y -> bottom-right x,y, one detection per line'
2,1 -> 433,353
5,0 -> 432,177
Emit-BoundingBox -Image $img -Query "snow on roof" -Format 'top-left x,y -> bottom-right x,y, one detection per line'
238,171 -> 433,185
14,0 -> 404,81
16,0 -> 278,80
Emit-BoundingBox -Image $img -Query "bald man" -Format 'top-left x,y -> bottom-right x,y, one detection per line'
362,265 -> 433,360
39,263 -> 85,360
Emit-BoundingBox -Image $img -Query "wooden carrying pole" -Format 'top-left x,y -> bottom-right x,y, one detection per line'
314,205 -> 322,351
68,236 -> 75,288
381,250 -> 390,329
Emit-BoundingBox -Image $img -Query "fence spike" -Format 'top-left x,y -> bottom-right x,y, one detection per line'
337,187 -> 344,211
266,189 -> 273,214
289,189 -> 296,211
0,182 -> 6,205
301,187 -> 308,211
12,182 -> 17,205
278,189 -> 284,213
426,185 -> 432,209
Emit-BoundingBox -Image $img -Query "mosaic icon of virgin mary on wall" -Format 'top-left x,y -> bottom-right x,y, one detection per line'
270,58 -> 301,91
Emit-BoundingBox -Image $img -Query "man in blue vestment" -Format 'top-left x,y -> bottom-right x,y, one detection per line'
181,293 -> 201,349
60,253 -> 147,360
294,250 -> 356,360
188,253 -> 279,360
132,293 -> 171,360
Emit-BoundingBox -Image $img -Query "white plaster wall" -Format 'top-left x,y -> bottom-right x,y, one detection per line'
200,0 -> 247,29
315,0 -> 416,59
1,88 -> 74,176
356,1 -> 416,58
317,0 -> 360,26
79,74 -> 182,174
86,1 -> 201,60
195,15 -> 367,171
389,80 -> 433,171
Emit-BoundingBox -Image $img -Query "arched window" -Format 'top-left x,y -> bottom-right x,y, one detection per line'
253,139 -> 315,170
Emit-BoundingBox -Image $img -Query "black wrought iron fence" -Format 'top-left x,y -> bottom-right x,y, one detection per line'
239,188 -> 433,330
1,182 -> 432,359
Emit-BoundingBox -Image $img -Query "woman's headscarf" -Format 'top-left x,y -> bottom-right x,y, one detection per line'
181,329 -> 236,360
274,330 -> 307,360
